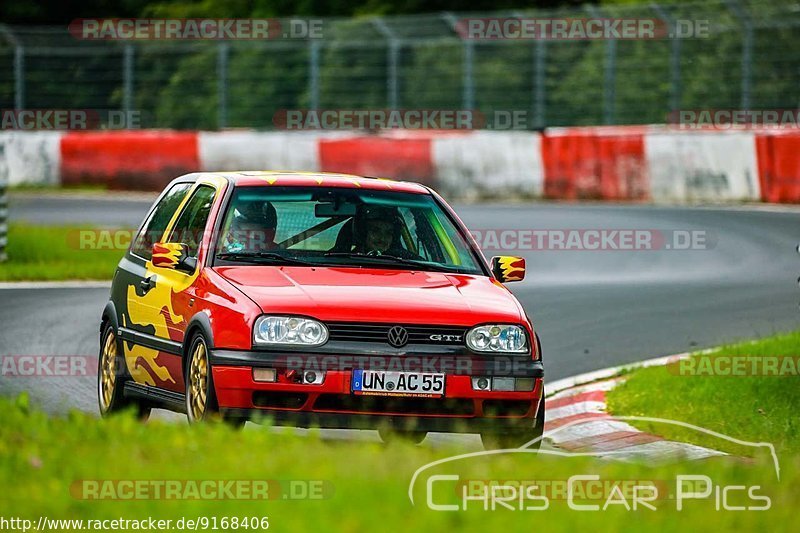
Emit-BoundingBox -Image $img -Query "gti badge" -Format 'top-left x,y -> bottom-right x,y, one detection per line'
429,334 -> 463,343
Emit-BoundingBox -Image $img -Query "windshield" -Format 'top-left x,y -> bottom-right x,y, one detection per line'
213,186 -> 484,275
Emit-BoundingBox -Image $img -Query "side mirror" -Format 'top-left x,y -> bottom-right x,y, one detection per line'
490,256 -> 526,283
151,243 -> 198,274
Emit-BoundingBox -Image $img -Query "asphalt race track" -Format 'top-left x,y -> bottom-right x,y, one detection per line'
2,194 -> 799,428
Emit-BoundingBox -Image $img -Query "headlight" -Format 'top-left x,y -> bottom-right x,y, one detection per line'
253,316 -> 328,347
466,324 -> 527,353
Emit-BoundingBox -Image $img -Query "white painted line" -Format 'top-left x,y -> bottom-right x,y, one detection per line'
547,377 -> 624,401
0,280 -> 111,289
545,401 -> 607,422
602,440 -> 726,463
545,420 -> 642,444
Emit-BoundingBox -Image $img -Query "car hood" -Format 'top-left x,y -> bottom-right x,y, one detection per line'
214,266 -> 525,326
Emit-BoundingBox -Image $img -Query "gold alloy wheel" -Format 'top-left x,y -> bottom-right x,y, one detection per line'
188,340 -> 209,420
99,330 -> 118,412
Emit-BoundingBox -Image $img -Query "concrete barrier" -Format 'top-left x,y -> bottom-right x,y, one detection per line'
318,134 -> 435,185
755,131 -> 800,203
432,131 -> 543,199
0,131 -> 62,186
644,130 -> 761,202
60,131 -> 199,190
541,127 -> 648,200
199,131 -> 329,173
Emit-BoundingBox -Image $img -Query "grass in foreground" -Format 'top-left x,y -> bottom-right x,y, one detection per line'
607,330 -> 800,455
0,223 -> 123,281
0,394 -> 797,531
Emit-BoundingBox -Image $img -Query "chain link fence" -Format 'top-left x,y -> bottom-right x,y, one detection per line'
0,0 -> 798,131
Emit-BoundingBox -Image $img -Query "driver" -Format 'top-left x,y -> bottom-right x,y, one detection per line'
353,205 -> 419,259
224,201 -> 278,253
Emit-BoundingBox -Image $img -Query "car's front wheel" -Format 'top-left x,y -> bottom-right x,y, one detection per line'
481,396 -> 545,450
185,332 -> 245,428
378,429 -> 427,445
97,323 -> 151,420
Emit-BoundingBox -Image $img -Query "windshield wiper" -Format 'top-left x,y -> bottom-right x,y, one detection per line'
322,252 -> 462,273
216,252 -> 314,266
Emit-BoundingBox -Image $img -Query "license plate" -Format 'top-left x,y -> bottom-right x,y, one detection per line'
352,370 -> 445,398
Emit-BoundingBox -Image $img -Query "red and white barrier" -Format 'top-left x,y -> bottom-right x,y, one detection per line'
2,127 -> 799,203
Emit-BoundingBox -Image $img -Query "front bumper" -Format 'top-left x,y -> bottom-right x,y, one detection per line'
210,349 -> 544,433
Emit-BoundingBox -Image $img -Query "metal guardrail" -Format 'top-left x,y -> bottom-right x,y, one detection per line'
0,0 -> 798,131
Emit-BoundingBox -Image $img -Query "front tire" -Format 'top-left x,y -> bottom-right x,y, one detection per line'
379,429 -> 427,445
481,396 -> 545,450
185,333 -> 245,428
97,323 -> 151,420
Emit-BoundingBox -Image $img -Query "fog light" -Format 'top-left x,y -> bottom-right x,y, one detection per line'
472,377 -> 491,390
492,377 -> 515,391
253,368 -> 277,382
515,378 -> 535,391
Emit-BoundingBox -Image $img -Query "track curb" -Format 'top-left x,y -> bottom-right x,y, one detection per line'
542,349 -> 730,462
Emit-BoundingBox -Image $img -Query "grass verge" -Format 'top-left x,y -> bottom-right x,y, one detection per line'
0,223 -> 122,281
0,393 -> 796,531
607,330 -> 800,455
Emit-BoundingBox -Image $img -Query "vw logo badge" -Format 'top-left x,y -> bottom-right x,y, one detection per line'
387,326 -> 409,348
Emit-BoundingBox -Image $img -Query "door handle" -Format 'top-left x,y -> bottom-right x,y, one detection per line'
139,276 -> 156,293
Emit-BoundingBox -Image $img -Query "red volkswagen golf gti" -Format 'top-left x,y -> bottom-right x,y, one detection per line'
98,171 -> 544,447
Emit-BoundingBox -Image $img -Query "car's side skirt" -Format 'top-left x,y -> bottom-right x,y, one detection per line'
124,381 -> 186,413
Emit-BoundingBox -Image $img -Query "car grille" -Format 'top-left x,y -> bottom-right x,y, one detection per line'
313,394 -> 474,416
326,322 -> 467,345
252,391 -> 308,409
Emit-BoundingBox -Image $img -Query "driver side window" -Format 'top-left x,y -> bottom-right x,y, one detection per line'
167,185 -> 217,258
131,183 -> 192,260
